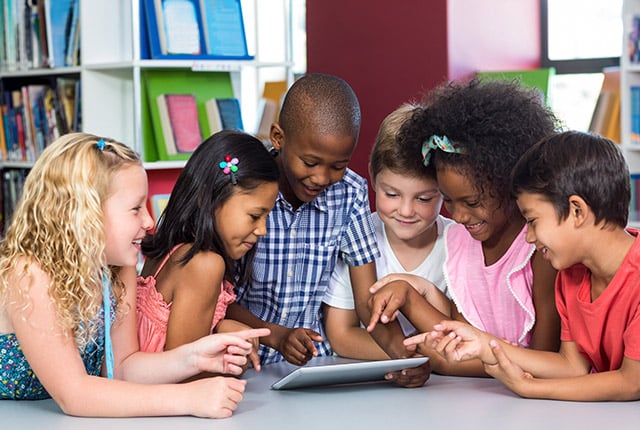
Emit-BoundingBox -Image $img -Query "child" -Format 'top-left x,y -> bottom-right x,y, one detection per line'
0,132 -> 268,418
227,74 -> 424,384
137,130 -> 279,373
367,79 -> 561,376
322,102 -> 453,360
419,131 -> 640,401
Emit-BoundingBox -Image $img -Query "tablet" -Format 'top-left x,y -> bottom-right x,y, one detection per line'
270,356 -> 429,390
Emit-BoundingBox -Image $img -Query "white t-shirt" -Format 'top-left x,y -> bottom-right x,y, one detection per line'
323,213 -> 452,334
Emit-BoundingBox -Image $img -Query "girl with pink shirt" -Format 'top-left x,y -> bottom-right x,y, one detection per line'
137,130 -> 279,374
367,79 -> 561,376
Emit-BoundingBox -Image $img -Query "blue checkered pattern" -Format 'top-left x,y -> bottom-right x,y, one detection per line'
234,169 -> 379,364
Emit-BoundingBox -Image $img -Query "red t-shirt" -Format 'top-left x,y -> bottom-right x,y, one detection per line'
556,230 -> 640,372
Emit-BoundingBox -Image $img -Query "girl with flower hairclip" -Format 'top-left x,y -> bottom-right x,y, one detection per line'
367,78 -> 563,377
138,130 -> 279,376
0,132 -> 269,418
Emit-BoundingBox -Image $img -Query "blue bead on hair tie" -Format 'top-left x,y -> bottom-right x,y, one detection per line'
96,139 -> 106,152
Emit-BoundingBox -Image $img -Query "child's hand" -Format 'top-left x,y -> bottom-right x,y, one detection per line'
215,319 -> 263,372
384,359 -> 432,388
370,273 -> 437,299
420,321 -> 495,364
191,328 -> 270,375
277,328 -> 323,366
366,280 -> 413,332
186,376 -> 247,418
483,340 -> 534,396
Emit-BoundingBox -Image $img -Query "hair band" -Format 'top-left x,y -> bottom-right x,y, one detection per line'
96,139 -> 106,152
421,135 -> 466,166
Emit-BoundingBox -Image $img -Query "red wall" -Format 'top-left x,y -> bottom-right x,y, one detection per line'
306,0 -> 541,196
306,1 -> 449,187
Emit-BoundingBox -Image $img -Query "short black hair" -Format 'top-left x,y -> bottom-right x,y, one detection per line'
511,131 -> 630,228
399,78 -> 559,212
279,73 -> 361,141
141,130 -> 279,284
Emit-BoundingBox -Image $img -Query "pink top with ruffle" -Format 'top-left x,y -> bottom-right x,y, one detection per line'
136,245 -> 237,352
444,223 -> 536,346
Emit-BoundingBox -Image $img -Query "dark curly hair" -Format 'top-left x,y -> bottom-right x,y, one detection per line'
398,78 -> 560,214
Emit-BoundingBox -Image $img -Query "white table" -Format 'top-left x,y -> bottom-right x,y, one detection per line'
3,356 -> 639,429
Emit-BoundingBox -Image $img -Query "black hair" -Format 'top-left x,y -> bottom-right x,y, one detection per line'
399,78 -> 559,213
141,130 -> 280,285
279,73 -> 361,141
511,131 -> 630,228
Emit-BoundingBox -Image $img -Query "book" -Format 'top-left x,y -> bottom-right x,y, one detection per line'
156,94 -> 203,155
204,98 -> 223,137
215,98 -> 244,131
199,0 -> 248,58
56,77 -> 78,132
43,0 -> 73,68
161,0 -> 201,55
255,98 -> 277,141
589,67 -> 620,143
63,0 -> 80,66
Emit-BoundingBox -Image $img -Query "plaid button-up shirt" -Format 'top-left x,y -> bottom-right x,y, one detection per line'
235,169 -> 379,364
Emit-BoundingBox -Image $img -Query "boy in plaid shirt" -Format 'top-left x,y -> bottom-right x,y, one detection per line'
229,74 -> 427,386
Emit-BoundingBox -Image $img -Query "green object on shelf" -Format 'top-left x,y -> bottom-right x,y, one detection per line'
142,69 -> 235,162
476,67 -> 556,105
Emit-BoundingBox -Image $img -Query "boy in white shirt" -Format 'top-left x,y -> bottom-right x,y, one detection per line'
323,103 -> 452,359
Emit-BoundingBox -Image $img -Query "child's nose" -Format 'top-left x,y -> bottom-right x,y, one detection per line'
142,207 -> 155,231
397,199 -> 415,217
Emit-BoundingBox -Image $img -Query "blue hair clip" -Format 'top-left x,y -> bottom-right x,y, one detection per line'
96,139 -> 106,152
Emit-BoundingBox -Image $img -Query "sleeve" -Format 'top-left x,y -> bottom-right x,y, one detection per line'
555,271 -> 574,343
339,177 -> 380,267
323,259 -> 356,309
623,302 -> 640,361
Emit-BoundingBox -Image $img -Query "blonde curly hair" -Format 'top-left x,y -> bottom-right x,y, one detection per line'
0,132 -> 141,348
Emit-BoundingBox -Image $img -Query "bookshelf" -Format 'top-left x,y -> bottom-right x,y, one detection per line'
0,0 -> 295,232
622,0 -> 640,226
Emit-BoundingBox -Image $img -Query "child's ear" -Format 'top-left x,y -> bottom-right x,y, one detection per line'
270,123 -> 285,152
568,195 -> 590,227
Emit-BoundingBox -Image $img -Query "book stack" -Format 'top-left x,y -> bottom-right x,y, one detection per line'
0,0 -> 81,70
0,77 -> 80,162
148,90 -> 245,161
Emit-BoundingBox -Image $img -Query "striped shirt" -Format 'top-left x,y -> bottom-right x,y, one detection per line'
235,169 -> 379,364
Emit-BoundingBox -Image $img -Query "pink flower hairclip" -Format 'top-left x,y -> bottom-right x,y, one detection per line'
219,155 -> 239,184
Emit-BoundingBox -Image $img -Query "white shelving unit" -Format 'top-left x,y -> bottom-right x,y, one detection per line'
0,0 -> 297,232
79,0 -> 295,165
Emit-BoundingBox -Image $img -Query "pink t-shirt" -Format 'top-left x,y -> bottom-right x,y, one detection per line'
444,223 -> 536,346
136,245 -> 237,352
556,230 -> 640,372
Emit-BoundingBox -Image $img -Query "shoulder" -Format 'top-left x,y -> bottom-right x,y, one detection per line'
335,168 -> 368,192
